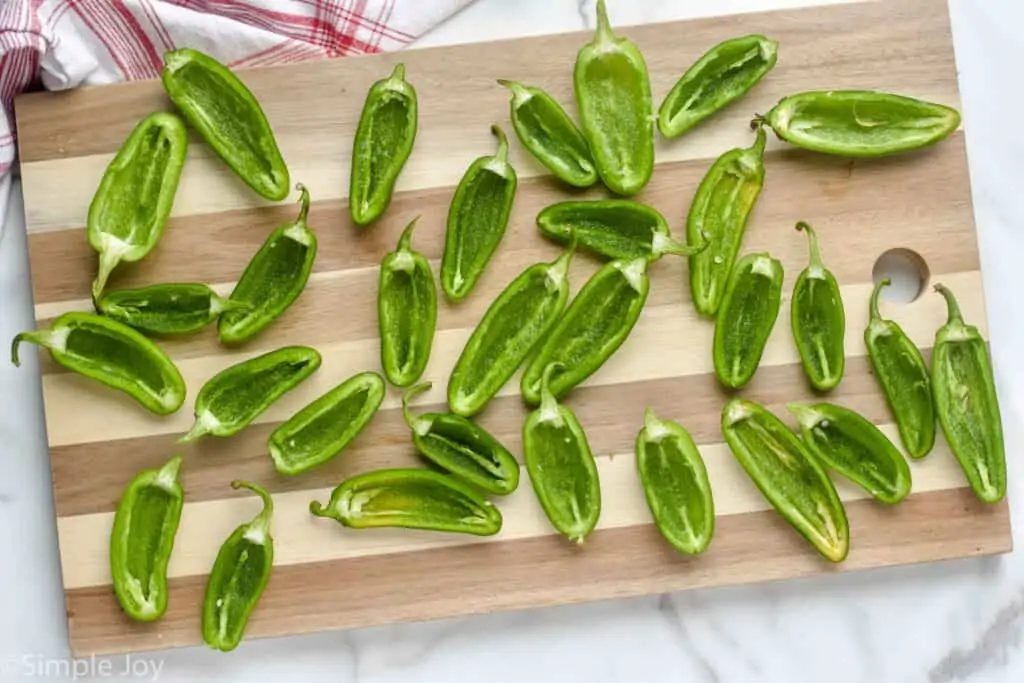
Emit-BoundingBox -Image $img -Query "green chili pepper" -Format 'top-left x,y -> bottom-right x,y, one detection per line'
788,402 -> 911,505
440,124 -> 518,300
268,371 -> 386,476
658,34 -> 778,139
109,455 -> 184,622
378,217 -> 436,387
310,469 -> 503,536
88,111 -> 188,300
202,481 -> 274,652
722,398 -> 849,562
218,184 -> 317,344
864,278 -> 935,459
401,382 -> 519,495
536,200 -> 708,262
497,79 -> 597,188
635,408 -> 714,555
574,0 -> 654,196
931,284 -> 1006,503
523,364 -> 601,544
350,63 -> 418,226
97,283 -> 248,337
713,252 -> 784,390
179,345 -> 321,443
448,246 -> 574,417
790,222 -> 845,391
520,257 -> 649,404
754,90 -> 961,158
12,312 -> 186,415
162,48 -> 290,201
687,128 -> 767,316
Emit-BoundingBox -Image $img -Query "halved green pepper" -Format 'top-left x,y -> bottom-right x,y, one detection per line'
790,221 -> 845,391
97,283 -> 247,337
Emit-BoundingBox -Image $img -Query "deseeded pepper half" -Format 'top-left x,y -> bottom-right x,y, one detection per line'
350,63 -> 418,226
536,200 -> 707,262
658,34 -> 778,139
98,283 -> 248,337
713,252 -> 784,390
931,284 -> 1006,503
790,221 -> 845,391
12,312 -> 186,416
162,48 -> 290,200
440,125 -> 518,300
574,0 -> 654,196
88,111 -> 188,300
378,217 -> 437,387
498,79 -> 597,188
110,455 -> 184,622
864,278 -> 935,459
219,184 -> 317,344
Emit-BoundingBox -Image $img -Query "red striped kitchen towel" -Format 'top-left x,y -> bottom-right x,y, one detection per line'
0,0 -> 474,234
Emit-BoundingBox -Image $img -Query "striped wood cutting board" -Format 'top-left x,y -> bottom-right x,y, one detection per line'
15,0 -> 1011,657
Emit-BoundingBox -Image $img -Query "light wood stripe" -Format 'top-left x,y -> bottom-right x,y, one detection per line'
55,422 -> 972,590
37,270 -> 986,448
63,488 -> 1010,657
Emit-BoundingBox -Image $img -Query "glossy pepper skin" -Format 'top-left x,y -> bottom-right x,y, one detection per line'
573,0 -> 654,196
447,246 -> 573,417
789,402 -> 911,505
636,408 -> 714,555
378,218 -> 437,387
722,398 -> 849,563
755,90 -> 961,158
713,252 -> 784,390
97,283 -> 247,337
523,364 -> 601,544
179,345 -> 321,443
268,371 -> 386,476
219,184 -> 317,344
402,383 -> 520,495
12,312 -> 186,415
658,34 -> 778,139
521,257 -> 649,404
88,111 -> 188,300
687,128 -> 767,316
790,222 -> 845,391
310,469 -> 503,536
350,63 -> 418,226
202,481 -> 275,652
536,200 -> 707,262
110,455 -> 184,622
864,278 -> 935,459
931,284 -> 1006,503
162,48 -> 290,200
498,79 -> 597,188
440,125 -> 518,300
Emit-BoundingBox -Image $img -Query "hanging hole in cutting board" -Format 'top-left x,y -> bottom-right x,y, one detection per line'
872,248 -> 930,304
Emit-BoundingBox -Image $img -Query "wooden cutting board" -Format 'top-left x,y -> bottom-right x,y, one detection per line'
15,0 -> 1010,657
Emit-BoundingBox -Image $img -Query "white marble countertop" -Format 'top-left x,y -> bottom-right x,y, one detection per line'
1,0 -> 1022,681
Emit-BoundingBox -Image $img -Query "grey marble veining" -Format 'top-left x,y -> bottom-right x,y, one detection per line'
1,1 -> 1022,681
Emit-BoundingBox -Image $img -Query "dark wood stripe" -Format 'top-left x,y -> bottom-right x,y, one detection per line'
51,355 -> 911,517
62,488 -> 1010,657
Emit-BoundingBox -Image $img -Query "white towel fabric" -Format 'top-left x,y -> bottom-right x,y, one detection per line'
0,0 -> 474,237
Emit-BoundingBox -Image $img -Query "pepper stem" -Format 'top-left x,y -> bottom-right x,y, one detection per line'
10,330 -> 47,367
643,406 -> 660,433
177,416 -> 210,444
388,62 -> 406,82
92,252 -> 120,301
401,382 -> 432,430
750,125 -> 767,156
869,278 -> 891,321
549,238 -> 577,280
294,183 -> 311,225
594,0 -> 614,43
539,362 -> 564,419
653,229 -> 709,258
795,221 -> 823,269
309,499 -> 331,518
155,455 -> 183,490
233,480 -> 274,537
211,294 -> 252,316
491,124 -> 509,164
396,216 -> 419,252
934,283 -> 964,324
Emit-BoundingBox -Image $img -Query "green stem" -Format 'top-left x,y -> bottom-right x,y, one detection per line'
401,382 -> 432,430
750,125 -> 767,155
643,406 -> 661,433
491,124 -> 509,164
655,229 -> 709,258
869,278 -> 890,321
397,216 -> 419,253
155,455 -> 184,491
177,418 -> 209,444
233,480 -> 274,536
10,330 -> 45,367
388,62 -> 406,82
309,499 -> 331,517
295,183 -> 311,225
594,0 -> 614,43
539,362 -> 564,418
934,283 -> 963,324
795,221 -> 823,270
93,251 -> 119,301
